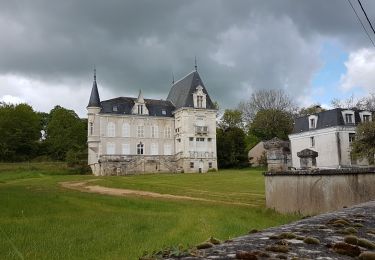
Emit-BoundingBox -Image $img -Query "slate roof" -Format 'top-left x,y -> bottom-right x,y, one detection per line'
100,97 -> 175,117
167,71 -> 215,109
292,108 -> 368,134
87,80 -> 100,107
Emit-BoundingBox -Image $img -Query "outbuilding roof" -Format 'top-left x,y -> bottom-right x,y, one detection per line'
292,108 -> 370,134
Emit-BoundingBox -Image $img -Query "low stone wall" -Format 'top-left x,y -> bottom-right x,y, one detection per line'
163,201 -> 375,259
264,168 -> 375,215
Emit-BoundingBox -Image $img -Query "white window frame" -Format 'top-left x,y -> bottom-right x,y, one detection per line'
137,125 -> 144,138
107,122 -> 116,137
122,122 -> 130,137
308,115 -> 318,129
341,110 -> 355,125
151,143 -> 158,155
164,127 -> 171,138
164,144 -> 172,155
137,143 -> 144,155
106,142 -> 115,155
151,125 -> 158,138
122,143 -> 130,155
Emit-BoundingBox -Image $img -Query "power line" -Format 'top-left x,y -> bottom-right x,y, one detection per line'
357,0 -> 375,36
347,0 -> 375,47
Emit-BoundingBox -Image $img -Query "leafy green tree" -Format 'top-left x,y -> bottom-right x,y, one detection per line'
0,103 -> 41,161
351,120 -> 375,164
217,127 -> 248,168
219,109 -> 244,129
249,109 -> 293,141
45,106 -> 87,160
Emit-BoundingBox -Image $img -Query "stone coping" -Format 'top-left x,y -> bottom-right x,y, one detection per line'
164,201 -> 375,259
263,167 -> 375,176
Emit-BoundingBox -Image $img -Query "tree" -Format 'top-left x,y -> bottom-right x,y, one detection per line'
298,104 -> 325,117
0,103 -> 41,161
351,120 -> 375,164
249,109 -> 293,141
45,106 -> 87,160
330,93 -> 375,110
217,127 -> 248,168
239,89 -> 297,124
219,109 -> 244,130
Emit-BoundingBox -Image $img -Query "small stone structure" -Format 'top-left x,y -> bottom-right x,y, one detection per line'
297,148 -> 318,169
265,168 -> 375,214
263,137 -> 291,172
163,201 -> 375,260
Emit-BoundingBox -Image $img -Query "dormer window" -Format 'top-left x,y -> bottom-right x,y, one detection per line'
308,115 -> 318,129
137,105 -> 143,114
161,109 -> 166,115
112,106 -> 118,112
341,110 -> 355,125
359,111 -> 372,122
193,85 -> 207,109
345,114 -> 353,124
310,119 -> 315,128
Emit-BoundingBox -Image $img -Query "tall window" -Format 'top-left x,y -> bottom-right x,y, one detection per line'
122,123 -> 130,137
197,96 -> 203,108
151,125 -> 158,138
164,127 -> 171,138
310,136 -> 315,147
164,144 -> 172,155
137,125 -> 144,138
122,143 -> 130,155
137,143 -> 144,155
349,133 -> 355,144
89,122 -> 93,135
107,122 -> 116,137
137,105 -> 143,114
310,119 -> 315,128
106,142 -> 115,154
345,114 -> 353,124
151,143 -> 158,155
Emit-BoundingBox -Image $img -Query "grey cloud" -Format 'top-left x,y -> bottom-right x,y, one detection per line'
0,0 -> 374,110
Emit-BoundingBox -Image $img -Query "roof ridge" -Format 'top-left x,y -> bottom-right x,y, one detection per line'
171,70 -> 196,86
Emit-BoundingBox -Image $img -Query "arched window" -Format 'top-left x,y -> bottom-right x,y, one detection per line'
137,142 -> 144,155
107,122 -> 116,137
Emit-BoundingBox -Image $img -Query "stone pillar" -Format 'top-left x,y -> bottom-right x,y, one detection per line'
263,137 -> 290,172
297,149 -> 318,169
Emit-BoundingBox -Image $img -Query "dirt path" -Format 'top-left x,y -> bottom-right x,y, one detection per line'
60,180 -> 253,206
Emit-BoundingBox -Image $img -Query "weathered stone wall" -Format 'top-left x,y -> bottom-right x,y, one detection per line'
163,201 -> 375,260
265,168 -> 375,215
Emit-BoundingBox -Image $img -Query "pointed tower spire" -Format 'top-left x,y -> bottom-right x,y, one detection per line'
137,89 -> 145,103
194,56 -> 198,71
87,67 -> 101,107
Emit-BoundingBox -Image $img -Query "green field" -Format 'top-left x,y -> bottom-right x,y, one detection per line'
0,163 -> 300,260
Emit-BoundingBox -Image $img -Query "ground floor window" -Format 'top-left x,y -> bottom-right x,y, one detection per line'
209,162 -> 212,168
137,143 -> 144,155
190,162 -> 194,168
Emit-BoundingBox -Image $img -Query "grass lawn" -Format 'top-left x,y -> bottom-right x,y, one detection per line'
0,163 -> 300,260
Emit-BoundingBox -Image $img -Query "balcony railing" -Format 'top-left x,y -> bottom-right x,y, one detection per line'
195,126 -> 208,135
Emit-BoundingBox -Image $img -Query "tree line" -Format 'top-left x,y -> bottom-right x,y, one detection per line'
0,103 -> 87,168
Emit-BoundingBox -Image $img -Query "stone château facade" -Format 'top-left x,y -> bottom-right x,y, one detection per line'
87,68 -> 218,175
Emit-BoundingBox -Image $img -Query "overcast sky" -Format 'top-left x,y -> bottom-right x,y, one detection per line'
1,0 -> 375,117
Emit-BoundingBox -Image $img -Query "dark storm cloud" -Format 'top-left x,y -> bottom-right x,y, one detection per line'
0,0 -> 374,108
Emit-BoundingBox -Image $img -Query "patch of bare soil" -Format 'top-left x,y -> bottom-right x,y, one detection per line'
60,180 -> 253,206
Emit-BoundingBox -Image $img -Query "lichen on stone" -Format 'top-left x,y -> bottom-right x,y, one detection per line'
303,237 -> 320,245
